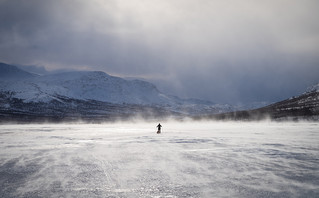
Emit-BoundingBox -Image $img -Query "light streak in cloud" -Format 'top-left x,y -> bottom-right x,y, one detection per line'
0,0 -> 318,104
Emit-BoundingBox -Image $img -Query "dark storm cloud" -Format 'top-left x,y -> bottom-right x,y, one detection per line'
0,0 -> 319,104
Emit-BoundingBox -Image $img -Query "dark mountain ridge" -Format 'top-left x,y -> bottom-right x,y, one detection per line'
197,87 -> 319,121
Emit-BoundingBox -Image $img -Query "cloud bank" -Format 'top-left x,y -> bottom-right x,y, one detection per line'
0,0 -> 319,104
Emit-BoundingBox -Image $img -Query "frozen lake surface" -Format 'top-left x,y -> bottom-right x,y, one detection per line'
0,121 -> 318,197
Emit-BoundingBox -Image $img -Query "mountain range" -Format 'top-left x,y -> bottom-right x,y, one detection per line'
1,62 -> 318,122
0,63 -> 233,122
198,84 -> 319,121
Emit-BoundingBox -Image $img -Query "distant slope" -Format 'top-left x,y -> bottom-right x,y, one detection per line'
0,63 -> 233,121
0,70 -> 170,104
201,84 -> 319,121
0,94 -> 179,123
0,62 -> 38,80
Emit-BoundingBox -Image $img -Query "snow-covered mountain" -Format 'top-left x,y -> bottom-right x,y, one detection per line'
306,83 -> 319,93
0,70 -> 170,104
0,63 -> 233,121
201,82 -> 319,121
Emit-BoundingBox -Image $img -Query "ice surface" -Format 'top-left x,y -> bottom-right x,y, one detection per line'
0,122 -> 318,197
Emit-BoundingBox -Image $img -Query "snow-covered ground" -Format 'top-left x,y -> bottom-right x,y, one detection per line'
0,121 -> 318,197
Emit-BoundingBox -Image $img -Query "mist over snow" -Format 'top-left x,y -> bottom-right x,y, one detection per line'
0,121 -> 318,197
1,2 -> 319,197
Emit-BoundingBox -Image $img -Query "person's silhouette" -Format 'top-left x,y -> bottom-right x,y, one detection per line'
157,123 -> 162,134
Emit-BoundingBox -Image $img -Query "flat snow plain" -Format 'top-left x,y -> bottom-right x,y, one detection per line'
0,121 -> 318,197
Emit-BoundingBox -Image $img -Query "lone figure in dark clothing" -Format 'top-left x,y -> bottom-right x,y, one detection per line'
157,123 -> 162,134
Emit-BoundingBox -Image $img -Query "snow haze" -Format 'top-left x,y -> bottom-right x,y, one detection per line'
1,121 -> 318,197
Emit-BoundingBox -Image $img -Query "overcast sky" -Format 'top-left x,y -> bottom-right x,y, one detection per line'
0,0 -> 319,104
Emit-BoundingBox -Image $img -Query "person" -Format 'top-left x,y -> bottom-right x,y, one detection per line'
157,123 -> 162,134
